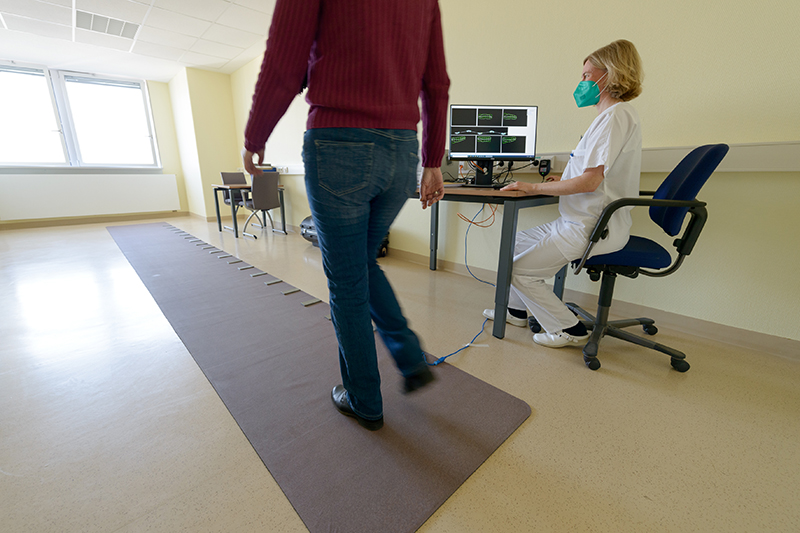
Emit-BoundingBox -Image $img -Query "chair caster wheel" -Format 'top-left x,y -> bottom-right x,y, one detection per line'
643,324 -> 658,335
670,358 -> 690,372
584,356 -> 601,371
528,317 -> 542,333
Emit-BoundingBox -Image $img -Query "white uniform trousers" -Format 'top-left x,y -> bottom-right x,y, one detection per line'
508,220 -> 582,334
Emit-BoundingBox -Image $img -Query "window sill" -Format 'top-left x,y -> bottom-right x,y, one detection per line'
0,166 -> 164,175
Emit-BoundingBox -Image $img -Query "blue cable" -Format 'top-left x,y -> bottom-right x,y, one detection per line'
425,205 -> 499,366
426,318 -> 489,366
464,204 -> 496,287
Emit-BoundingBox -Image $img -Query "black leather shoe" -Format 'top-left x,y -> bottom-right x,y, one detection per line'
331,385 -> 383,431
403,366 -> 435,393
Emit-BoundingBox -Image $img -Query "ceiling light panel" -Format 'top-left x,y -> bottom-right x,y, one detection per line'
76,11 -> 140,39
91,15 -> 110,33
76,0 -> 150,25
107,19 -> 125,36
75,10 -> 92,30
120,22 -> 139,39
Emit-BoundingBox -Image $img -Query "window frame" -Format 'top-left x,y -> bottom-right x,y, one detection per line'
0,60 -> 162,170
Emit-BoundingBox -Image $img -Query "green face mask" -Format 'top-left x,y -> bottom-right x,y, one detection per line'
573,72 -> 608,108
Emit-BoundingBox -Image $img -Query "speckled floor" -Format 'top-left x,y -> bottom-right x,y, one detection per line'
2,216 -> 799,532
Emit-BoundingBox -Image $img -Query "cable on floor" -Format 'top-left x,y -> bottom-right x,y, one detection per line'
425,318 -> 489,366
425,203 -> 504,366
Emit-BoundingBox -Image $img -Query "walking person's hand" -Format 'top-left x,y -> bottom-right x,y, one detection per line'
419,167 -> 444,209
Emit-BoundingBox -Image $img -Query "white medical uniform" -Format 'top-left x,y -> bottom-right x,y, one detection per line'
508,102 -> 642,333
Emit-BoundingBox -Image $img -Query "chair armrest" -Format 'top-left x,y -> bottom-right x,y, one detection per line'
574,196 -> 707,274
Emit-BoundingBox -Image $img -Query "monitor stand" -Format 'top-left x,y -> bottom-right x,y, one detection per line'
463,160 -> 499,188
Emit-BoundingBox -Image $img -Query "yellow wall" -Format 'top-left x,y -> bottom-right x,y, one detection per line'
168,69 -> 204,216
441,0 -> 798,149
230,55 -> 310,170
147,80 -> 187,212
168,67 -> 241,218
230,55 -> 313,225
223,0 -> 800,341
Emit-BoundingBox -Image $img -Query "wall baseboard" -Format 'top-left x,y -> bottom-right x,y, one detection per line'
388,248 -> 800,362
0,211 -> 185,230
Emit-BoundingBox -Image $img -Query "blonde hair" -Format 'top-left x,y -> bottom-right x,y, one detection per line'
585,40 -> 643,101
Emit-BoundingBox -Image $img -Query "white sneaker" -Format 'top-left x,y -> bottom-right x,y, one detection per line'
482,308 -> 527,328
533,331 -> 589,348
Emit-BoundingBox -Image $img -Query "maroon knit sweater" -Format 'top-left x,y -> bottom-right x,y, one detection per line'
243,0 -> 450,167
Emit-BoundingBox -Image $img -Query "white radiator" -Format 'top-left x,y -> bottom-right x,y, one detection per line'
0,173 -> 180,221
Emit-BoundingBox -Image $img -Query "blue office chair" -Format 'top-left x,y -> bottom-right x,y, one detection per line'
568,144 -> 729,372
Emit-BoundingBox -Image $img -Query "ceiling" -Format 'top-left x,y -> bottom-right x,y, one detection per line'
0,0 -> 276,82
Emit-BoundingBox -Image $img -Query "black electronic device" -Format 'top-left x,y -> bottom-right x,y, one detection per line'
538,158 -> 551,178
448,104 -> 538,187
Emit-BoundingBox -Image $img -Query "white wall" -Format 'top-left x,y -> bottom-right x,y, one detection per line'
0,174 -> 179,220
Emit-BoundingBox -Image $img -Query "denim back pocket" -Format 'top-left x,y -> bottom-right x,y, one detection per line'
315,140 -> 374,197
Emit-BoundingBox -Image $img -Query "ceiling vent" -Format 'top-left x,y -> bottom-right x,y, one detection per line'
75,10 -> 139,39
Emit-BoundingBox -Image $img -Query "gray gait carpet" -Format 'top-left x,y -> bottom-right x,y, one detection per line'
108,223 -> 531,533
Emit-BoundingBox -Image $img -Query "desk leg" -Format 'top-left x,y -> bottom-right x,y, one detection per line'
492,202 -> 519,339
230,197 -> 239,238
429,201 -> 439,270
214,188 -> 222,232
273,189 -> 288,234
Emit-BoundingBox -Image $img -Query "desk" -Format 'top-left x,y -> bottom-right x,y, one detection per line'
212,184 -> 287,238
429,187 -> 565,339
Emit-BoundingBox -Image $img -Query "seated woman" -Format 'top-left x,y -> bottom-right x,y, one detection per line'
484,39 -> 644,348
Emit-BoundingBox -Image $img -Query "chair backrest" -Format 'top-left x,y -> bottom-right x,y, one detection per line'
250,172 -> 281,210
221,172 -> 248,185
220,171 -> 248,203
650,144 -> 729,236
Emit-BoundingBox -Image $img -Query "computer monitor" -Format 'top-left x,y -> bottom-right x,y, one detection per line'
447,104 -> 538,186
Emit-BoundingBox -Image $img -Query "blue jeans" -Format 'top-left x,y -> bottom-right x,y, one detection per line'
303,128 -> 428,420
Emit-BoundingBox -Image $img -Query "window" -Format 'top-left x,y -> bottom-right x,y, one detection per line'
0,66 -> 66,164
0,62 -> 160,168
